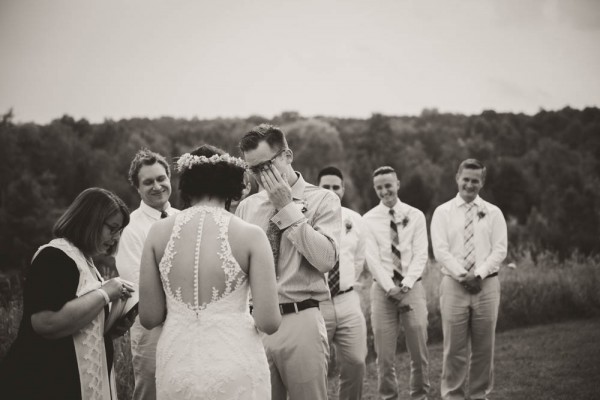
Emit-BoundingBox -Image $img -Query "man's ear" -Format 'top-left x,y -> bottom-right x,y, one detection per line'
284,148 -> 294,164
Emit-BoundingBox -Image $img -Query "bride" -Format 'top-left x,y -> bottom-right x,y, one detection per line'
139,144 -> 281,399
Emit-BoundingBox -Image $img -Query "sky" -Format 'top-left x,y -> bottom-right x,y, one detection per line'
1,0 -> 599,124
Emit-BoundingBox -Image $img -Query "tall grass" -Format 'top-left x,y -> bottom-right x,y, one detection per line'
2,252 -> 600,398
354,251 -> 600,360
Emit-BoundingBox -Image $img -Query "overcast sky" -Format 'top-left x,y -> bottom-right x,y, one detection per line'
1,0 -> 599,123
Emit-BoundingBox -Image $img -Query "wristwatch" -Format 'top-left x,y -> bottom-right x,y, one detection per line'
400,285 -> 410,294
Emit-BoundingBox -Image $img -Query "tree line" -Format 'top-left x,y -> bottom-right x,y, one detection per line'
1,107 -> 599,274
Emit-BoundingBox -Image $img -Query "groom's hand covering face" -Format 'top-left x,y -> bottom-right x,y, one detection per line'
260,165 -> 292,211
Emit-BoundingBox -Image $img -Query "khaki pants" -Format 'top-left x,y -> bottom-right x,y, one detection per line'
130,318 -> 162,400
371,281 -> 430,400
262,307 -> 330,400
440,276 -> 500,400
321,290 -> 368,400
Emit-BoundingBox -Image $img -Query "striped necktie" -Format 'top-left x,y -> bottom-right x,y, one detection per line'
328,261 -> 341,297
464,203 -> 476,271
389,208 -> 402,270
266,216 -> 282,273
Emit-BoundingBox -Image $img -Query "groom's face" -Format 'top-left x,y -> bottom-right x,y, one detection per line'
244,141 -> 289,185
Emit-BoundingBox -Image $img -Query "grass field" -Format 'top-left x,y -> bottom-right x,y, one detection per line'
2,252 -> 600,399
328,318 -> 600,400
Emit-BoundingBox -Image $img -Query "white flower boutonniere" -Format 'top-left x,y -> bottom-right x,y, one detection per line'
294,199 -> 308,214
344,219 -> 353,234
400,216 -> 409,228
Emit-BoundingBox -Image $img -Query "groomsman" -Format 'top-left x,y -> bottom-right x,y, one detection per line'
236,124 -> 341,400
430,158 -> 507,400
363,166 -> 430,400
318,166 -> 367,400
115,148 -> 178,400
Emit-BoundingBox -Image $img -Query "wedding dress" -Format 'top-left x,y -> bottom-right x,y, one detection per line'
155,205 -> 270,400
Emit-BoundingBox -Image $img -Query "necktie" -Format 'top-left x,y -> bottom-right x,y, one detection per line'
160,210 -> 168,219
266,217 -> 282,272
389,208 -> 402,270
328,261 -> 341,297
464,203 -> 476,271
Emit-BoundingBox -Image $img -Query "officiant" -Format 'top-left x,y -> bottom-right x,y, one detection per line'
0,187 -> 135,400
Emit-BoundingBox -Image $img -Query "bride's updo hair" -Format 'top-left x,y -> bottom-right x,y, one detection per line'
177,144 -> 247,210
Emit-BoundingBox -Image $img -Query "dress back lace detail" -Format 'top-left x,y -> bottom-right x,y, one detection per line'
155,205 -> 270,400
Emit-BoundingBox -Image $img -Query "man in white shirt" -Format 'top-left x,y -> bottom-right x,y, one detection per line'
430,159 -> 507,400
363,166 -> 430,400
236,124 -> 341,400
115,148 -> 178,400
318,166 -> 367,400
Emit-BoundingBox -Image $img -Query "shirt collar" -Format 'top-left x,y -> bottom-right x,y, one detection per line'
454,193 -> 482,208
140,200 -> 171,220
378,198 -> 405,214
290,172 -> 306,200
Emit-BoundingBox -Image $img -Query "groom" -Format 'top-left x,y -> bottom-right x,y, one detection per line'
236,124 -> 342,400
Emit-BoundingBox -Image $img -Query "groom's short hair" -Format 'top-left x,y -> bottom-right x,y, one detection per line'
239,124 -> 288,154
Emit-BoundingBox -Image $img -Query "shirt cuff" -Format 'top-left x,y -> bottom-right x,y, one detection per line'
271,202 -> 306,230
474,266 -> 488,279
401,276 -> 416,289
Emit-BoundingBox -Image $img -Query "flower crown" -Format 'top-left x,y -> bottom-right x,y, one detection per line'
175,152 -> 247,172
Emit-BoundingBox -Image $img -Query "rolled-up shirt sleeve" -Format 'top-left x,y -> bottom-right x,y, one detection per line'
274,193 -> 341,274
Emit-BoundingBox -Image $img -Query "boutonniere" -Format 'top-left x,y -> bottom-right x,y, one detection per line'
477,210 -> 486,220
400,216 -> 409,228
294,199 -> 308,214
344,219 -> 353,233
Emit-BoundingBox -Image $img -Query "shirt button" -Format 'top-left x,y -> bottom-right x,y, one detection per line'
276,220 -> 282,226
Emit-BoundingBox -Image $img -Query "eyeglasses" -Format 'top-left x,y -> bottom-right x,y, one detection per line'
247,148 -> 287,175
104,223 -> 122,236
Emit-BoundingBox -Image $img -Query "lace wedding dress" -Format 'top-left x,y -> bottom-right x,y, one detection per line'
155,205 -> 270,399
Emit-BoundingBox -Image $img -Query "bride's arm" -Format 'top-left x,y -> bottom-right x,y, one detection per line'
247,225 -> 282,335
139,223 -> 167,329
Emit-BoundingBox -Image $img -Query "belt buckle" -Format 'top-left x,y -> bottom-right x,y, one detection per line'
293,303 -> 299,313
279,304 -> 284,314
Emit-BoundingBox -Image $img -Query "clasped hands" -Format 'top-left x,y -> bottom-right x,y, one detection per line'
258,164 -> 292,211
385,286 -> 413,314
458,269 -> 482,294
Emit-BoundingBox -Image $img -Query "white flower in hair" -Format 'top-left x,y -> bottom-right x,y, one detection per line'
176,152 -> 247,172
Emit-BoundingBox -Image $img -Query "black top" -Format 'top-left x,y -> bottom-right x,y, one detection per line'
0,247 -> 113,400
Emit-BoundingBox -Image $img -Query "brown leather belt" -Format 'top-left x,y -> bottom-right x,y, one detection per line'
278,299 -> 320,315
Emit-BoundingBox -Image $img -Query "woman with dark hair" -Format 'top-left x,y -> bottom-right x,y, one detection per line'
0,187 -> 136,399
139,144 -> 281,399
